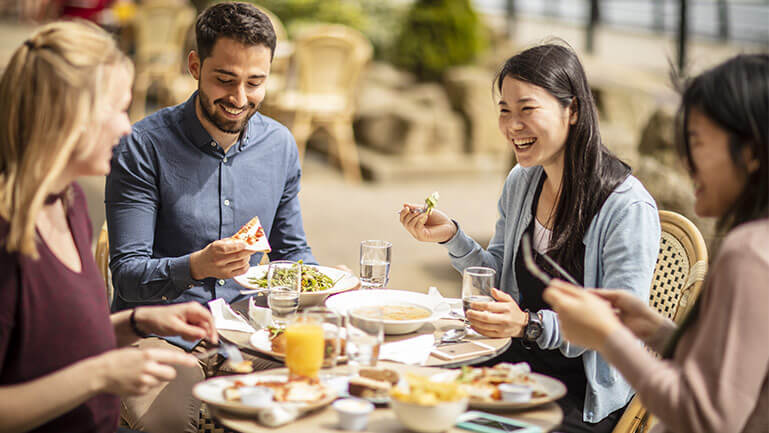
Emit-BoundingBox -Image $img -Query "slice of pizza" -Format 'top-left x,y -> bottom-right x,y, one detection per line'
231,216 -> 271,252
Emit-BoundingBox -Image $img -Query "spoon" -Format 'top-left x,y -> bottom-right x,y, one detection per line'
437,328 -> 467,346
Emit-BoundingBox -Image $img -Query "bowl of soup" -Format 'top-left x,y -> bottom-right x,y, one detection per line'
325,289 -> 450,335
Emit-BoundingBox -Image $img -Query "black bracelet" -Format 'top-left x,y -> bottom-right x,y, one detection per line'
129,308 -> 148,338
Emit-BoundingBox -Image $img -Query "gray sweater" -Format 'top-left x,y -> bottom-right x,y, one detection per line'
443,164 -> 661,422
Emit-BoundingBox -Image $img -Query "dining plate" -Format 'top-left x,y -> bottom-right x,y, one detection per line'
234,264 -> 360,308
248,327 -> 348,363
192,374 -> 336,416
325,289 -> 449,335
429,370 -> 566,411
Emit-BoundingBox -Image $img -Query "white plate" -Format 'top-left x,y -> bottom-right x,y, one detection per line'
429,370 -> 566,410
234,264 -> 360,308
325,289 -> 449,335
192,374 -> 335,416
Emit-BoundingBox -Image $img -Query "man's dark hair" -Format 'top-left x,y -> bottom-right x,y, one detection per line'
495,43 -> 631,277
195,2 -> 276,62
676,54 -> 769,231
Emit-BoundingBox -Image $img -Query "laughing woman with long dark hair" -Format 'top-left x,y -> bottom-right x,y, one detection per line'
544,54 -> 768,433
400,44 -> 661,432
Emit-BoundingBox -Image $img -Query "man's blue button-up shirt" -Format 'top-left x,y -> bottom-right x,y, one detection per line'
106,93 -> 317,311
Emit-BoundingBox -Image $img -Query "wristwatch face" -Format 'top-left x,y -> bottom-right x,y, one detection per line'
525,319 -> 543,341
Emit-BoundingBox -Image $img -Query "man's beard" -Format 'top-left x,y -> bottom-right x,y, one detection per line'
198,86 -> 258,134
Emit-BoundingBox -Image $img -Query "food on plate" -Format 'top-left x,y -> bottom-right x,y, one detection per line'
391,374 -> 466,406
230,216 -> 271,252
424,191 -> 440,215
266,325 -> 345,357
246,261 -> 335,293
222,377 -> 329,404
348,376 -> 391,400
352,304 -> 431,321
451,363 -> 548,402
359,367 -> 400,385
225,360 -> 254,374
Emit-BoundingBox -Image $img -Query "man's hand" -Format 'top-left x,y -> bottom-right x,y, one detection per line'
465,288 -> 528,338
189,239 -> 253,280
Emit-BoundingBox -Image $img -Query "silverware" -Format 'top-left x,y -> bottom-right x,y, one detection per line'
194,342 -> 244,363
521,233 -> 580,286
239,288 -> 269,295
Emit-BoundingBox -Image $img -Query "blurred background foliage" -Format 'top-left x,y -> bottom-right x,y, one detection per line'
194,0 -> 489,82
391,0 -> 489,81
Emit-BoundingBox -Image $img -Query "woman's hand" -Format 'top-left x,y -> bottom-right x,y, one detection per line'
134,302 -> 218,344
399,204 -> 457,243
96,348 -> 198,396
543,280 -> 623,350
465,288 -> 528,338
589,289 -> 665,341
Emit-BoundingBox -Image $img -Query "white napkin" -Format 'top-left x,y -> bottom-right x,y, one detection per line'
248,297 -> 272,329
428,286 -> 464,319
208,298 -> 255,333
379,334 -> 435,365
256,404 -> 300,427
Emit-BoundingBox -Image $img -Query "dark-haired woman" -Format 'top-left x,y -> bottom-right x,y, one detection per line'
400,44 -> 661,432
544,54 -> 768,433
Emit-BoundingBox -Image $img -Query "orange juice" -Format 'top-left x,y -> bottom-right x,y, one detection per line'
285,322 -> 324,378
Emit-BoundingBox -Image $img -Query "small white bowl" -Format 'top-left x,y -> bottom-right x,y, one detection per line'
333,398 -> 374,431
390,398 -> 469,433
239,386 -> 274,407
498,383 -> 532,403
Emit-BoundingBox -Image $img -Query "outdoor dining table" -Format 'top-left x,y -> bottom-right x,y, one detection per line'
218,296 -> 513,368
209,364 -> 564,433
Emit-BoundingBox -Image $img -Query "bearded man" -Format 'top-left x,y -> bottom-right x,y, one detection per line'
105,3 -> 316,431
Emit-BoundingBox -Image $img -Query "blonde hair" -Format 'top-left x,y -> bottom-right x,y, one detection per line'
0,20 -> 133,258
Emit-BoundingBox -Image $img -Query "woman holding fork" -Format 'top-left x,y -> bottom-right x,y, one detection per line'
0,21 -> 219,433
400,43 -> 660,432
544,54 -> 768,433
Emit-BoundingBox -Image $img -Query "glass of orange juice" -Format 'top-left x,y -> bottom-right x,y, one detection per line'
285,312 -> 324,379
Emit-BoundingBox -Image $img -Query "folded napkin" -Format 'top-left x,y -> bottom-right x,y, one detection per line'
428,286 -> 464,319
208,298 -> 255,333
248,297 -> 272,329
379,334 -> 435,365
256,404 -> 300,427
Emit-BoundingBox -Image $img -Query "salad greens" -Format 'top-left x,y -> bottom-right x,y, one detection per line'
424,191 -> 440,215
246,261 -> 336,292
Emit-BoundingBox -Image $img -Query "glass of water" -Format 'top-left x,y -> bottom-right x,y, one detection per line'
459,266 -> 496,338
267,260 -> 301,328
345,307 -> 384,375
359,240 -> 392,289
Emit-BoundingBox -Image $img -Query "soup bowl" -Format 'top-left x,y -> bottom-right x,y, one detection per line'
325,289 -> 449,335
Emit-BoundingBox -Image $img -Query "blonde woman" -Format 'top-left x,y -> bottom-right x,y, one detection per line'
0,21 -> 218,433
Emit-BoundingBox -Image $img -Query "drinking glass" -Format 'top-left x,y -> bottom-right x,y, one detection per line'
285,311 -> 324,379
345,306 -> 384,375
267,260 -> 301,328
459,266 -> 496,339
304,306 -> 343,379
359,240 -> 392,289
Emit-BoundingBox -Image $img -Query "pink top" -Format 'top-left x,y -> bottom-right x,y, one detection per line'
604,218 -> 769,433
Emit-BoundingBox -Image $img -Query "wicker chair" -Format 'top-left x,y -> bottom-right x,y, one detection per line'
611,210 -> 709,433
271,24 -> 373,183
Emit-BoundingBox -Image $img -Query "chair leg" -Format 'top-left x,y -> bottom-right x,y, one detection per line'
331,119 -> 362,183
291,112 -> 312,165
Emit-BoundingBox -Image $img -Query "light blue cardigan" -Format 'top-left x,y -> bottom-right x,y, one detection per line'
443,165 -> 660,423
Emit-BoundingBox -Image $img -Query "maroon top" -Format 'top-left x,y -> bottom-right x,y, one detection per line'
0,183 -> 119,433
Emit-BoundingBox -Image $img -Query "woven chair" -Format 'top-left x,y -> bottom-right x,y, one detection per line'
129,0 -> 196,120
611,210 -> 708,433
271,24 -> 372,183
